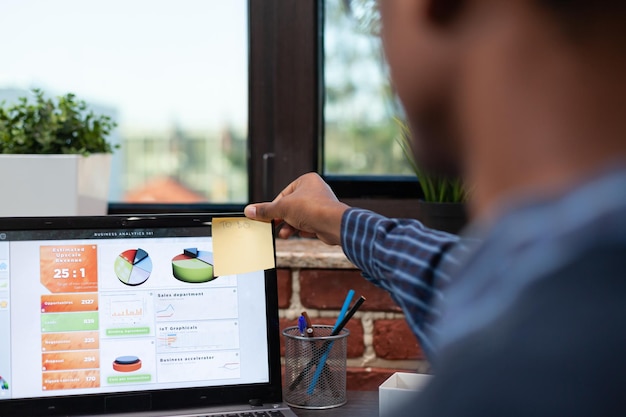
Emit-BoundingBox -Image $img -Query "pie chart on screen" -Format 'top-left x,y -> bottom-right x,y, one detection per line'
114,248 -> 153,286
171,248 -> 216,283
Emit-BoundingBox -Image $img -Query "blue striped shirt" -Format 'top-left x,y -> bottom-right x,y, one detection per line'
341,208 -> 469,358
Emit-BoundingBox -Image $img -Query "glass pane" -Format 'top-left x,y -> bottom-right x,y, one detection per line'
324,0 -> 412,176
0,0 -> 248,203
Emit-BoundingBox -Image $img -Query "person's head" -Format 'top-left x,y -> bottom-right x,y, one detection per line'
379,0 -> 626,215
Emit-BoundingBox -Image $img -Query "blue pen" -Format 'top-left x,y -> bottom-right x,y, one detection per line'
334,290 -> 355,333
297,315 -> 307,336
306,289 -> 355,394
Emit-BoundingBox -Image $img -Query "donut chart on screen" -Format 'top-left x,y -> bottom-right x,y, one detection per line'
171,248 -> 216,283
114,249 -> 153,286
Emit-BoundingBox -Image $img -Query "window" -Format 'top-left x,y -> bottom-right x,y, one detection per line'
249,0 -> 422,218
0,0 -> 248,207
2,0 -> 421,217
324,0 -> 411,177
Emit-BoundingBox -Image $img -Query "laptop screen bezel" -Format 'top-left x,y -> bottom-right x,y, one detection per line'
0,213 -> 282,416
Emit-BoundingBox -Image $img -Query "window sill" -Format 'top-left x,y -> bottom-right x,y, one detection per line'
275,238 -> 355,269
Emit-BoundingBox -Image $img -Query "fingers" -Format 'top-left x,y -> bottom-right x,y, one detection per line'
276,223 -> 317,239
244,175 -> 308,222
243,172 -> 347,245
276,223 -> 299,239
244,204 -> 260,220
244,202 -> 281,223
243,205 -> 299,239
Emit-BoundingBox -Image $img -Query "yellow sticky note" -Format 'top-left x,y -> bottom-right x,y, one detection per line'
212,217 -> 275,276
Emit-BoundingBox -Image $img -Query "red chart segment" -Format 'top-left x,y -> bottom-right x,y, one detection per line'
171,248 -> 216,283
114,249 -> 152,286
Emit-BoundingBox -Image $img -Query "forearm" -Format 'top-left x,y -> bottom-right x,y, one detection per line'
341,208 -> 462,357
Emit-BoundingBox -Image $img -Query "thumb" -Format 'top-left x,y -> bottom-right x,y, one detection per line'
244,202 -> 279,222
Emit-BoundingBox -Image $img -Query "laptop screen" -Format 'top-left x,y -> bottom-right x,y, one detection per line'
0,214 -> 281,416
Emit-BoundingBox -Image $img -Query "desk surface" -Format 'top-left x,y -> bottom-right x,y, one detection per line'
291,391 -> 378,417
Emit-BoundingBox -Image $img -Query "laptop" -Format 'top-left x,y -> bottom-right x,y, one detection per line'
0,213 -> 298,417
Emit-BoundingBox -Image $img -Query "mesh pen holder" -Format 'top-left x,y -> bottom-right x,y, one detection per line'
282,325 -> 349,409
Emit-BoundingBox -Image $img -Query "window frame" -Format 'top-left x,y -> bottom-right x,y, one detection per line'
248,0 -> 422,219
110,0 -> 422,218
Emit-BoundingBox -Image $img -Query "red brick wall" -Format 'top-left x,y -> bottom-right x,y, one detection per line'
277,267 -> 429,391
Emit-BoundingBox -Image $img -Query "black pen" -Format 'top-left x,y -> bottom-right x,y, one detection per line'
329,296 -> 364,337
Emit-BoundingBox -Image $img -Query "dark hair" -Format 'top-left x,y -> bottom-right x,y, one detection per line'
538,0 -> 626,40
540,0 -> 626,15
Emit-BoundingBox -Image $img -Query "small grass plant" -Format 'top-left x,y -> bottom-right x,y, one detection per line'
395,118 -> 465,203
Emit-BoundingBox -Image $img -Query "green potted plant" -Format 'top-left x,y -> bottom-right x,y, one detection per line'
396,118 -> 467,233
0,89 -> 118,216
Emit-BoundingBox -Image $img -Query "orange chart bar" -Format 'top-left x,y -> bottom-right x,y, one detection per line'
42,350 -> 100,371
42,370 -> 100,391
41,293 -> 98,313
41,331 -> 100,352
40,245 -> 99,293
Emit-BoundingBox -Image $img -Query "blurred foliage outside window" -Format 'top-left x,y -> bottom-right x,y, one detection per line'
324,0 -> 413,176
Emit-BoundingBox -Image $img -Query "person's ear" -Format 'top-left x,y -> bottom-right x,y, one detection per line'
425,0 -> 466,27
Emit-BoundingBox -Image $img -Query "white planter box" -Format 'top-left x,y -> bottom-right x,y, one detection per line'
0,154 -> 112,217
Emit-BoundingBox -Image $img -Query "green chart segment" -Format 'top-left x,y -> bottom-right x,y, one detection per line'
114,249 -> 153,286
171,248 -> 216,283
41,312 -> 99,332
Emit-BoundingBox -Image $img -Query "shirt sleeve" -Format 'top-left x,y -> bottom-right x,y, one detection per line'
340,207 -> 463,357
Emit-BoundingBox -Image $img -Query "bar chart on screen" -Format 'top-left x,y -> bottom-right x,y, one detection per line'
99,293 -> 154,337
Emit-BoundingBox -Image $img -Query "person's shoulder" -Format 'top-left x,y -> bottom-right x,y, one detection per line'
538,238 -> 626,298
403,240 -> 626,417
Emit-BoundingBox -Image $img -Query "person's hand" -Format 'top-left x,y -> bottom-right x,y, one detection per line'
244,172 -> 350,245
